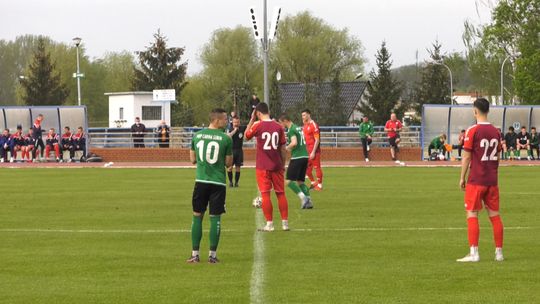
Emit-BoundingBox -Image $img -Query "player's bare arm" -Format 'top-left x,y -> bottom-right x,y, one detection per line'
280,145 -> 287,169
189,149 -> 196,164
245,110 -> 257,137
225,155 -> 233,168
310,136 -> 320,159
286,135 -> 298,151
459,150 -> 471,191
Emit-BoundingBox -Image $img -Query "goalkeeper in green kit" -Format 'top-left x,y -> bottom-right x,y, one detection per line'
187,108 -> 233,264
278,114 -> 313,209
359,116 -> 374,162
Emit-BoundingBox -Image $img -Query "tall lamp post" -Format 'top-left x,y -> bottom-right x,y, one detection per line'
431,60 -> 453,105
73,37 -> 82,106
500,52 -> 521,105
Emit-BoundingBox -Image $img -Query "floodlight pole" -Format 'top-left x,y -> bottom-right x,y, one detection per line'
263,0 -> 269,107
73,37 -> 82,106
431,60 -> 453,105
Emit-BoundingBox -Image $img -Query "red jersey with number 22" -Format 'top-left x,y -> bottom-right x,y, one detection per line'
245,120 -> 286,171
463,122 -> 501,186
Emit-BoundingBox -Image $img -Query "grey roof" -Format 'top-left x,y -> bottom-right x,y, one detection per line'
104,91 -> 153,96
278,81 -> 369,118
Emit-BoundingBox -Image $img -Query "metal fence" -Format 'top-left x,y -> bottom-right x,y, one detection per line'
88,126 -> 421,149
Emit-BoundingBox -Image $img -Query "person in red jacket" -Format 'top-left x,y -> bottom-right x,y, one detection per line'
45,128 -> 61,162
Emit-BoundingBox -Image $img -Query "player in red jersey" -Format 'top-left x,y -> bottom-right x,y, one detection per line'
23,128 -> 35,162
302,109 -> 323,191
457,98 -> 504,262
384,113 -> 403,163
245,103 -> 289,231
44,128 -> 61,162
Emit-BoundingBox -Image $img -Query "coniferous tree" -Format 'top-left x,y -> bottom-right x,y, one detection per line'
20,38 -> 69,105
133,30 -> 192,126
357,41 -> 404,125
414,41 -> 451,113
325,72 -> 347,125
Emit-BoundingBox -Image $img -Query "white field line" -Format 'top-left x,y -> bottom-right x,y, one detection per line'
0,226 -> 535,234
249,210 -> 265,304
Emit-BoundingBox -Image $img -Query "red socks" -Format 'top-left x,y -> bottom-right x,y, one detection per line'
489,215 -> 504,248
315,167 -> 323,185
261,192 -> 273,221
276,192 -> 288,221
467,217 -> 479,247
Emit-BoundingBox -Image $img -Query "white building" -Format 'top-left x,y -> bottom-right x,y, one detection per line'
105,91 -> 171,128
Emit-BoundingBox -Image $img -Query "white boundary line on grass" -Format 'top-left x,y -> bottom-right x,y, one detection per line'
249,210 -> 265,304
0,226 -> 535,234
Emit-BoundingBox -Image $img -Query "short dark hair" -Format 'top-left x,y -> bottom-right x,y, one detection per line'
509,126 -> 515,131
255,102 -> 269,114
301,109 -> 311,115
532,127 -> 536,130
473,98 -> 490,114
278,113 -> 291,122
64,126 -> 70,131
210,108 -> 227,122
78,126 -> 83,130
521,126 -> 527,130
461,129 -> 466,133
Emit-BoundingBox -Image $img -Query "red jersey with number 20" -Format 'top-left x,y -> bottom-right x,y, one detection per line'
463,122 -> 501,186
245,120 -> 287,171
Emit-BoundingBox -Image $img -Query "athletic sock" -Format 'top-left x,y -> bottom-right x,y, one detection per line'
234,172 -> 241,185
191,215 -> 203,251
299,183 -> 311,197
209,250 -> 217,258
227,171 -> 233,183
489,215 -> 504,248
209,215 -> 221,251
528,149 -> 532,157
467,217 -> 480,247
276,192 -> 289,221
261,192 -> 273,221
287,182 -> 302,195
514,150 -> 519,157
315,167 -> 323,185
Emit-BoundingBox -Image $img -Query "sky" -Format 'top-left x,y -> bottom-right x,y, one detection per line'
0,0 -> 494,75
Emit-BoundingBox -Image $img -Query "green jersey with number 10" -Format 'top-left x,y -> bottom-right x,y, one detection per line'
287,124 -> 309,159
191,128 -> 232,186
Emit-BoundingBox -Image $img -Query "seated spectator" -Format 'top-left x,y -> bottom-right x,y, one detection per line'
72,127 -> 86,161
0,128 -> 13,163
530,127 -> 539,160
428,134 -> 447,159
155,120 -> 170,148
452,129 -> 466,160
516,126 -> 532,160
44,128 -> 61,162
23,128 -> 35,163
61,126 -> 74,162
11,125 -> 25,162
503,126 -> 518,160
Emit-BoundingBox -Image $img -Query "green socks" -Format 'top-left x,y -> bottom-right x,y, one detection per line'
191,215 -> 203,251
288,182 -> 302,195
209,215 -> 221,251
299,183 -> 311,197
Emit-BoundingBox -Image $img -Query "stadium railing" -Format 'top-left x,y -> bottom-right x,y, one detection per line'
88,126 -> 421,149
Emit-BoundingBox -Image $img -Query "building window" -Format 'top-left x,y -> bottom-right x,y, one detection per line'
142,106 -> 162,121
119,107 -> 124,120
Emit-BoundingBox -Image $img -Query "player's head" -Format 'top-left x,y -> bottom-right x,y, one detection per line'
77,127 -> 84,134
255,102 -> 270,119
209,108 -> 228,128
440,134 -> 447,141
135,117 -> 141,124
363,116 -> 369,122
508,126 -> 514,132
460,129 -> 465,134
3,128 -> 9,136
278,113 -> 292,128
49,128 -> 55,135
64,126 -> 70,133
532,127 -> 536,133
390,113 -> 398,121
232,116 -> 241,128
473,98 -> 489,117
521,126 -> 526,134
37,114 -> 43,121
301,109 -> 311,123
16,125 -> 22,132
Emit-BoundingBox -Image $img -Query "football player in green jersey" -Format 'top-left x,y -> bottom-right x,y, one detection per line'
278,114 -> 313,209
187,108 -> 233,264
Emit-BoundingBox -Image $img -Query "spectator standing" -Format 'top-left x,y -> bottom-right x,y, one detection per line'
358,116 -> 374,162
155,120 -> 171,148
384,113 -> 403,163
227,116 -> 246,187
32,114 -> 45,160
131,117 -> 146,148
249,95 -> 261,112
530,127 -> 539,160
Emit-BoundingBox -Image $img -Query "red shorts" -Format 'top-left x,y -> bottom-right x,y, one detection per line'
256,169 -> 285,193
307,150 -> 321,169
464,184 -> 500,211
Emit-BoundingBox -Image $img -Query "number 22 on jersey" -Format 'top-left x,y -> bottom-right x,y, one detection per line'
480,138 -> 498,161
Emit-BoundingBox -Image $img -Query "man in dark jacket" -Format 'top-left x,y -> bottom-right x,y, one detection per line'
131,117 -> 146,148
0,128 -> 14,163
155,120 -> 170,148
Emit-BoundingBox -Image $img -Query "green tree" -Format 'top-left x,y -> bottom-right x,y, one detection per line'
133,30 -> 191,126
19,38 -> 69,105
414,41 -> 451,113
323,72 -> 347,125
199,26 -> 261,121
358,42 -> 404,125
272,11 -> 364,83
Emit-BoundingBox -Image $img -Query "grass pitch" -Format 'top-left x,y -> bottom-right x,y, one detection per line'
1,166 -> 539,304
